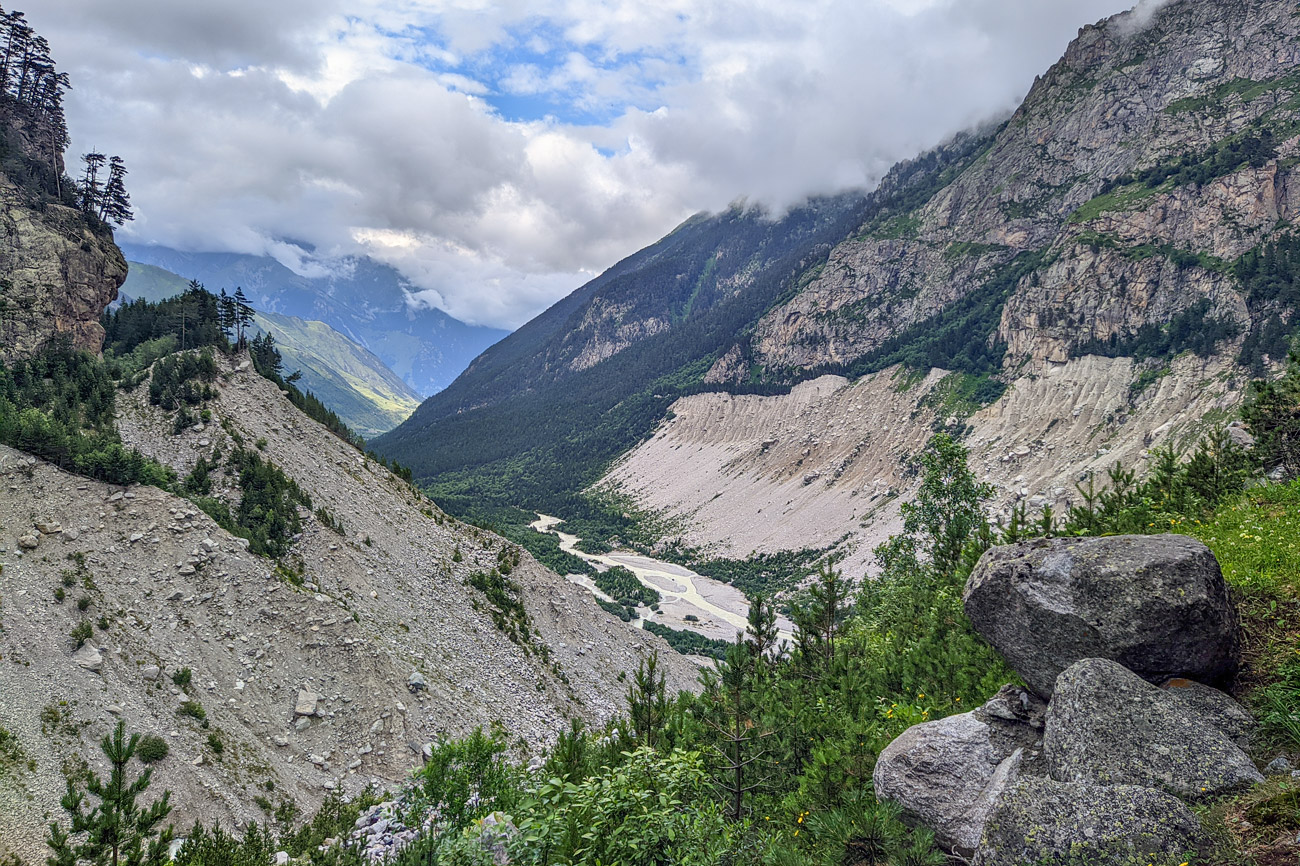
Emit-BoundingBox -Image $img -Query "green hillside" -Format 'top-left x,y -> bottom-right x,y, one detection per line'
120,263 -> 421,437
252,310 -> 421,438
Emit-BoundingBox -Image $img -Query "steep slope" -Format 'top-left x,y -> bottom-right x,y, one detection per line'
0,103 -> 126,363
119,245 -> 508,397
120,263 -> 421,437
0,355 -> 695,859
252,312 -> 421,438
374,193 -> 891,511
380,0 -> 1300,574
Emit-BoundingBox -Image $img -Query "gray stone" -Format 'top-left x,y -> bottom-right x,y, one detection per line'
166,591 -> 183,602
73,643 -> 103,672
35,521 -> 61,534
873,711 -> 1027,858
17,534 -> 38,549
1162,677 -> 1255,749
407,671 -> 427,693
1264,756 -> 1294,776
972,778 -> 1205,866
964,535 -> 1240,697
295,690 -> 319,716
1045,659 -> 1263,800
141,665 -> 161,681
294,717 -> 311,732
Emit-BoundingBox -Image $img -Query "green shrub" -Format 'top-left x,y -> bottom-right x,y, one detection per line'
172,667 -> 193,688
135,734 -> 169,764
70,620 -> 92,648
177,701 -> 206,722
413,728 -> 519,833
173,823 -> 277,866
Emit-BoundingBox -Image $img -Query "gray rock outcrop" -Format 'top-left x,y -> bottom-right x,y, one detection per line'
963,534 -> 1239,697
1045,659 -> 1263,799
1162,676 -> 1255,749
973,778 -> 1205,866
872,686 -> 1045,857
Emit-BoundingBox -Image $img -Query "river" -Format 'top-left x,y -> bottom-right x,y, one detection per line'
531,515 -> 796,646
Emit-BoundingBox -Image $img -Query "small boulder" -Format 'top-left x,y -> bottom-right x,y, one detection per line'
1162,677 -> 1255,749
407,672 -> 427,693
141,665 -> 161,682
964,535 -> 1239,697
1045,659 -> 1262,800
972,778 -> 1204,866
1264,756 -> 1295,777
73,643 -> 103,672
294,690 -> 319,717
17,534 -> 39,550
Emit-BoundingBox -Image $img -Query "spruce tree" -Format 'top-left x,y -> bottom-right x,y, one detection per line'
626,651 -> 669,751
46,721 -> 174,866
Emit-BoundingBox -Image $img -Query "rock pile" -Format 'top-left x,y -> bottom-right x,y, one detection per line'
874,535 -> 1263,866
349,796 -> 437,861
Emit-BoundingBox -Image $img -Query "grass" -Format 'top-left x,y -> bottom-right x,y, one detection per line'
1069,181 -> 1169,224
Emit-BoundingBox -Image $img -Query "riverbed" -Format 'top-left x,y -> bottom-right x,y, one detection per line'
531,515 -> 796,646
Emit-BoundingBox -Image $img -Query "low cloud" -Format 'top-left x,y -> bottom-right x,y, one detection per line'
29,0 -> 1140,329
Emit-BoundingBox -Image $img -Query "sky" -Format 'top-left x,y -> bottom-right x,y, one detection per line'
30,0 -> 1152,329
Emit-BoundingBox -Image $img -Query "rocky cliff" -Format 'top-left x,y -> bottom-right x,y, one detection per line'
0,355 -> 695,859
0,104 -> 126,363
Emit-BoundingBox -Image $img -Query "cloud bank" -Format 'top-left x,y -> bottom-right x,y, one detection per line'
29,0 -> 1140,328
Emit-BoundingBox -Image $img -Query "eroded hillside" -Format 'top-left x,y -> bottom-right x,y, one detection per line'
0,356 -> 694,859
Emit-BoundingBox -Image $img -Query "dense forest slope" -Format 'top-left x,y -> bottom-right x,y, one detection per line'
376,0 -> 1300,558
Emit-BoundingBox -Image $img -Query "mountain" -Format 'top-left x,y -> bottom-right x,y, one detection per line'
375,0 -> 1300,572
120,263 -> 423,438
118,244 -> 509,397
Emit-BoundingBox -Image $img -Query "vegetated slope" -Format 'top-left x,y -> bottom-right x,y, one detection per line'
384,0 -> 1300,562
118,244 -> 508,397
0,354 -> 695,860
373,191 -> 914,515
120,262 -> 422,438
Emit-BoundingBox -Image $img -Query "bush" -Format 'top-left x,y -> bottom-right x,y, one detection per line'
177,701 -> 206,722
512,747 -> 731,866
70,620 -> 93,648
172,667 -> 193,688
413,728 -> 519,833
136,734 -> 169,764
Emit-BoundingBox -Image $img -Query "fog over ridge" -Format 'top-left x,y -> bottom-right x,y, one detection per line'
31,0 -> 1144,328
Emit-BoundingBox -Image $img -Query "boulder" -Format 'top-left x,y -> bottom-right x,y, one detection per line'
964,535 -> 1239,697
73,642 -> 103,672
972,778 -> 1204,866
17,533 -> 38,549
407,671 -> 427,693
1162,677 -> 1255,749
294,690 -> 319,717
873,712 -> 1027,857
1045,659 -> 1263,799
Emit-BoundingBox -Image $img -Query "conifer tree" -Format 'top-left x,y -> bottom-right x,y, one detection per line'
626,651 -> 670,751
700,639 -> 774,821
99,157 -> 133,225
46,721 -> 174,866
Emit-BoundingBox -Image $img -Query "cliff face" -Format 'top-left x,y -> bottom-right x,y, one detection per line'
0,107 -> 126,363
747,0 -> 1300,375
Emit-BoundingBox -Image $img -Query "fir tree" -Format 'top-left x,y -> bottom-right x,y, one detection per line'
46,721 -> 174,866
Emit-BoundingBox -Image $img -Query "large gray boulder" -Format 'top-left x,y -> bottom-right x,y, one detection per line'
972,778 -> 1204,866
1045,659 -> 1263,799
872,686 -> 1046,857
963,534 -> 1239,697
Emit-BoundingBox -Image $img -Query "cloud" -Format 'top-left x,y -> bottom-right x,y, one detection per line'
27,0 -> 1140,329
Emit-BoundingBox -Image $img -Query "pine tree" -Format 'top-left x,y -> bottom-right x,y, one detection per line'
78,152 -> 105,215
99,157 -> 133,225
626,651 -> 669,751
790,560 -> 851,674
232,288 -> 252,349
46,721 -> 174,866
744,593 -> 779,676
700,639 -> 774,821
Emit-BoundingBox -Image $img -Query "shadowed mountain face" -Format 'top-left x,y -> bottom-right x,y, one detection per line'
375,0 -> 1300,540
118,244 -> 509,397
